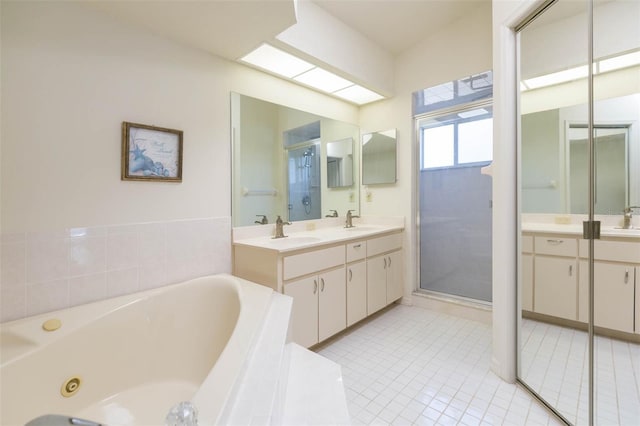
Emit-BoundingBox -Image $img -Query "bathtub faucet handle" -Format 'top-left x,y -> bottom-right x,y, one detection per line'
166,401 -> 198,426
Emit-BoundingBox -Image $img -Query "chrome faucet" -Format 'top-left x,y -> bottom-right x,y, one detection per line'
274,215 -> 291,238
255,215 -> 268,225
325,209 -> 338,218
345,210 -> 359,228
623,206 -> 640,229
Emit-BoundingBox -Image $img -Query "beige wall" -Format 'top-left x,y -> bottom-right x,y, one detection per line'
1,1 -> 358,234
358,2 -> 494,301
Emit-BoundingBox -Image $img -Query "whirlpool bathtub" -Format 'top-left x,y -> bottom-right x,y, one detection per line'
0,274 -> 273,425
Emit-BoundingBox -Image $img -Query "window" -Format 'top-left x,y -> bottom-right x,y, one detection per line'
420,108 -> 493,170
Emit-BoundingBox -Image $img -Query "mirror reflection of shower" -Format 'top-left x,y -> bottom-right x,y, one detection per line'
287,142 -> 321,221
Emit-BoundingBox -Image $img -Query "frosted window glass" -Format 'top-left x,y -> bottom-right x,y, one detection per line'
458,118 -> 493,164
422,125 -> 454,168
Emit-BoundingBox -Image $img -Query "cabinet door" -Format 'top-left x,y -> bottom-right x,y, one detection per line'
636,267 -> 640,335
534,256 -> 577,320
578,260 -> 588,323
347,261 -> 367,327
367,254 -> 387,314
318,267 -> 346,342
386,250 -> 403,304
522,253 -> 533,312
593,262 -> 634,333
284,276 -> 319,348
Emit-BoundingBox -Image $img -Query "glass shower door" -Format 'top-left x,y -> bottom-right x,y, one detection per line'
287,143 -> 321,221
417,104 -> 493,302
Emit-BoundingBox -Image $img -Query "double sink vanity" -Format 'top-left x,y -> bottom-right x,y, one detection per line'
521,220 -> 640,341
233,217 -> 404,348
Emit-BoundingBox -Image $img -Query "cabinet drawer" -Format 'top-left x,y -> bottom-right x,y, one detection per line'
522,235 -> 534,253
346,240 -> 366,263
367,232 -> 403,257
534,236 -> 577,257
283,245 -> 345,280
579,239 -> 640,263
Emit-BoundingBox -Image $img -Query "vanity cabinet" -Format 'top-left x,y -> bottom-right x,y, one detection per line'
523,228 -> 640,338
366,233 -> 403,314
284,266 -> 347,347
533,236 -> 578,321
233,227 -> 404,348
346,240 -> 367,327
577,239 -> 640,334
346,260 -> 367,326
521,235 -> 534,312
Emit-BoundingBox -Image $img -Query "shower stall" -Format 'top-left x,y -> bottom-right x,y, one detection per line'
287,142 -> 321,221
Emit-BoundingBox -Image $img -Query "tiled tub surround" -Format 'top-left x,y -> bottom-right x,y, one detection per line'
1,217 -> 231,322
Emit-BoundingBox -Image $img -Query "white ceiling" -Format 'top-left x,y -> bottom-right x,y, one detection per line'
89,0 -> 488,60
312,0 -> 490,55
87,0 -> 489,98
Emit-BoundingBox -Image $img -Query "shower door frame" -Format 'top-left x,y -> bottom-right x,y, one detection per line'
414,98 -> 494,304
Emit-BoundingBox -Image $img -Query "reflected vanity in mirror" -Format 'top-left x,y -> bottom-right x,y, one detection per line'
231,93 -> 360,226
362,129 -> 397,185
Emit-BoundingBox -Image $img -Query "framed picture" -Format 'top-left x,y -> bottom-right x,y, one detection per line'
121,121 -> 183,182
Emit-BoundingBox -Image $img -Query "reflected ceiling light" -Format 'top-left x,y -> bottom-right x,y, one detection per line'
334,85 -> 384,105
599,50 -> 640,73
240,43 -> 314,78
239,43 -> 385,105
294,67 -> 353,93
523,65 -> 588,90
457,108 -> 488,119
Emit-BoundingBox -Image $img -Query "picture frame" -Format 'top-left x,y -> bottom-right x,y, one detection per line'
121,121 -> 183,182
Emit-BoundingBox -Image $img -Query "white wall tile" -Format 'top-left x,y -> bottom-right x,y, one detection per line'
2,217 -> 230,322
69,273 -> 107,306
26,235 -> 69,284
69,236 -> 106,277
1,285 -> 26,322
1,240 -> 26,287
107,227 -> 138,271
26,279 -> 69,316
107,267 -> 139,297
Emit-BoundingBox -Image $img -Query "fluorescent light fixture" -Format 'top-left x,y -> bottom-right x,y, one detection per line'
524,65 -> 588,90
240,43 -> 314,78
599,50 -> 640,73
458,108 -> 488,119
239,43 -> 386,105
334,85 -> 384,105
362,134 -> 373,145
294,68 -> 353,92
520,82 -> 529,91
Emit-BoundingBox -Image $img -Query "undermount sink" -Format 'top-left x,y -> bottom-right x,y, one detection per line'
268,236 -> 323,245
605,227 -> 640,237
344,226 -> 379,232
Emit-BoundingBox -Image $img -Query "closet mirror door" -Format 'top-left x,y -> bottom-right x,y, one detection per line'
593,1 -> 640,424
518,1 -> 590,424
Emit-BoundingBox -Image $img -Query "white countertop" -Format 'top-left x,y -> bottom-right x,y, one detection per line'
522,222 -> 640,239
233,217 -> 404,253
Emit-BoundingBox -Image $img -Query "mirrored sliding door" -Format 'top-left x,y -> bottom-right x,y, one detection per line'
517,0 -> 640,424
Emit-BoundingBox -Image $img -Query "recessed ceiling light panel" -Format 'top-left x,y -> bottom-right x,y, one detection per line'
294,68 -> 353,93
334,85 -> 384,105
240,43 -> 314,78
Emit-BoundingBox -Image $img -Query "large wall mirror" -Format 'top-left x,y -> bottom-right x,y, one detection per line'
231,93 -> 360,227
362,129 -> 397,185
518,0 -> 640,425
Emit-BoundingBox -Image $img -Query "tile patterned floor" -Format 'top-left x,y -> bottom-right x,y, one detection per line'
521,318 -> 640,425
316,304 -> 563,425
